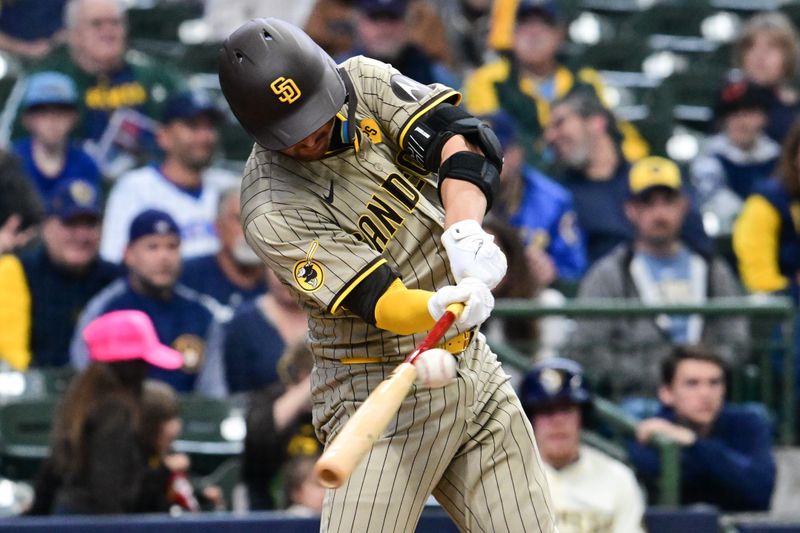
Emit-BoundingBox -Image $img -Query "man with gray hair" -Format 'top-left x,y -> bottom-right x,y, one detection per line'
545,88 -> 710,264
179,187 -> 267,320
21,0 -> 180,146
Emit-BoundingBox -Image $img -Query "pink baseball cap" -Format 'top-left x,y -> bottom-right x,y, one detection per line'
83,310 -> 184,370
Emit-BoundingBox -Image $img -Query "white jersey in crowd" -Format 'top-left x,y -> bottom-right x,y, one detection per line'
100,165 -> 239,262
544,445 -> 646,533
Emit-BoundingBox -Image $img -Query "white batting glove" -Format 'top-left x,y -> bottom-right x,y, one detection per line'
428,277 -> 495,330
441,219 -> 507,289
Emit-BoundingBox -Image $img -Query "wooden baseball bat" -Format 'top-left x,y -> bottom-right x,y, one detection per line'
313,302 -> 464,489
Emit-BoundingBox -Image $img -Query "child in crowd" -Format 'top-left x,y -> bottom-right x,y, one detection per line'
690,75 -> 780,235
139,379 -> 223,512
14,71 -> 101,202
243,341 -> 319,510
282,454 -> 325,517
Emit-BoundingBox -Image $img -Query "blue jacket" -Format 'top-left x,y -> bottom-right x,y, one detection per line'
14,138 -> 101,202
627,404 -> 776,511
223,299 -> 285,394
70,279 -> 224,395
179,254 -> 266,315
508,165 -> 587,280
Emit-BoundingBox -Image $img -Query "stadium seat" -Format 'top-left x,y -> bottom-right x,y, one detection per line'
176,396 -> 244,476
769,446 -> 800,515
126,4 -> 204,42
621,2 -> 715,39
0,398 -> 56,481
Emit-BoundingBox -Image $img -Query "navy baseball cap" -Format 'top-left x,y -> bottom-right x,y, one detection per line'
516,0 -> 561,25
161,90 -> 223,124
358,0 -> 408,18
22,71 -> 78,110
520,358 -> 591,413
128,209 -> 180,244
47,179 -> 102,220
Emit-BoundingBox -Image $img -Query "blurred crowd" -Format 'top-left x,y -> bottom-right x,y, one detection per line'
0,0 -> 798,527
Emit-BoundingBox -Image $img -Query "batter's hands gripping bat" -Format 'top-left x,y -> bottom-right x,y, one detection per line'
313,302 -> 465,489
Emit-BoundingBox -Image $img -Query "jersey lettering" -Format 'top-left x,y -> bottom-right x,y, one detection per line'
353,173 -> 422,252
382,173 -> 420,211
367,196 -> 404,235
357,215 -> 390,251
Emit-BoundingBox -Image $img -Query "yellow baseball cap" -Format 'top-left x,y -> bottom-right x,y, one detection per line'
629,156 -> 682,197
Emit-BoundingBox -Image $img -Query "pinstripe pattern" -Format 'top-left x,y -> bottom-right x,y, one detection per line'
316,334 -> 556,532
239,55 -> 556,532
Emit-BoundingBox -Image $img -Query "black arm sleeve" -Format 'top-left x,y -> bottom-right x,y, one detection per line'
340,262 -> 399,325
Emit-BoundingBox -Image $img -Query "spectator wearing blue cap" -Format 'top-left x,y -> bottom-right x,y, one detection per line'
0,179 -> 119,369
99,89 -> 238,264
520,358 -> 645,533
13,71 -> 101,203
71,209 -> 226,396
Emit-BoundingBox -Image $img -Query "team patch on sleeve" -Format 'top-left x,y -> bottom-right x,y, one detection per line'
360,118 -> 383,143
293,241 -> 325,293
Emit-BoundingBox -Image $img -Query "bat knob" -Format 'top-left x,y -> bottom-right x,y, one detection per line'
314,461 -> 343,489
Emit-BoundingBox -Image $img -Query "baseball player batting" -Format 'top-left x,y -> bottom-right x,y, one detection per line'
219,18 -> 557,532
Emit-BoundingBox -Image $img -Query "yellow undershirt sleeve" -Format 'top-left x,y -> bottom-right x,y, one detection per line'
0,255 -> 31,370
733,195 -> 789,293
374,279 -> 437,336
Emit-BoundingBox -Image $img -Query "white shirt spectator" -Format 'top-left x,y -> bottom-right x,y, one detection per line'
543,445 -> 645,533
100,165 -> 238,262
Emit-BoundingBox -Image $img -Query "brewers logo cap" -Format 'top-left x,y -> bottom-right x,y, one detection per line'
128,209 -> 180,244
47,179 -> 102,220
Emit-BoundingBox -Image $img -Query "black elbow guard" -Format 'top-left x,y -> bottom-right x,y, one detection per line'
437,151 -> 500,212
403,104 -> 504,173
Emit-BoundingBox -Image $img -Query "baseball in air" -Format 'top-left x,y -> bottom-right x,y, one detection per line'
413,348 -> 458,388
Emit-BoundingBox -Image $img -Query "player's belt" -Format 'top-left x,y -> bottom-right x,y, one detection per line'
435,329 -> 474,355
339,330 -> 475,364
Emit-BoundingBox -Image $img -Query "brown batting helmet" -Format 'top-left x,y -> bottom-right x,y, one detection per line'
218,18 -> 346,150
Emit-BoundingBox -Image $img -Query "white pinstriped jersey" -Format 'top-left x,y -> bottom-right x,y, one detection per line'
241,55 -> 467,363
